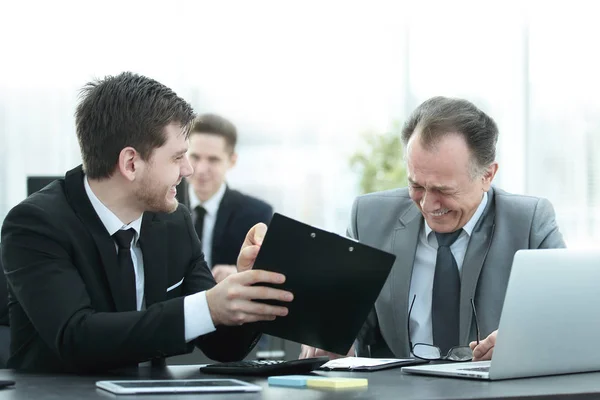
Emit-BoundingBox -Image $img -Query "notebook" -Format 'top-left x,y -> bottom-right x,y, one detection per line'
320,357 -> 427,371
402,249 -> 600,380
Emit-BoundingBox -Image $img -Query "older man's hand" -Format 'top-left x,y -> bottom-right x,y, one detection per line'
299,344 -> 354,360
470,330 -> 497,361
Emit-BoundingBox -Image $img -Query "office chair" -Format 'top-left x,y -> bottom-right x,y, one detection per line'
27,176 -> 62,196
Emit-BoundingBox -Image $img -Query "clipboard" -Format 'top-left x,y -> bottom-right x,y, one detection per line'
254,213 -> 396,355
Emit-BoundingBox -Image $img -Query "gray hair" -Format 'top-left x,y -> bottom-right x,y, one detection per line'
401,96 -> 499,178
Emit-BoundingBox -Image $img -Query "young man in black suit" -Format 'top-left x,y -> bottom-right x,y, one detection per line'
0,72 -> 292,373
186,114 -> 273,283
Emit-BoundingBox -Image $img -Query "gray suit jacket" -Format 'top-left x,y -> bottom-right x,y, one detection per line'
352,186 -> 566,358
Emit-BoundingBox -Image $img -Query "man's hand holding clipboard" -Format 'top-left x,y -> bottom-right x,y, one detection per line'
206,223 -> 294,326
237,213 -> 396,356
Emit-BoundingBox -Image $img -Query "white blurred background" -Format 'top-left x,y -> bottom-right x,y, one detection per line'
0,0 -> 598,247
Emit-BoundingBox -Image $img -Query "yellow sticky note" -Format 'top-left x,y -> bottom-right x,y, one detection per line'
306,378 -> 368,389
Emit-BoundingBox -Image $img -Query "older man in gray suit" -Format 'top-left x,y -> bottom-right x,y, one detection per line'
301,96 -> 565,362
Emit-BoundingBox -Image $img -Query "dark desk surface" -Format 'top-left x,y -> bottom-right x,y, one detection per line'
2,365 -> 600,400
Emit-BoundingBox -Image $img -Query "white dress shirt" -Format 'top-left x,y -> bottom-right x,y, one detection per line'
189,182 -> 227,268
408,192 -> 488,348
84,177 -> 215,342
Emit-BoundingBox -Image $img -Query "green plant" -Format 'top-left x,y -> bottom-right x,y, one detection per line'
349,122 -> 407,194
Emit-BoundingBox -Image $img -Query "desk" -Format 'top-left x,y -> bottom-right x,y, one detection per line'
1,365 -> 600,399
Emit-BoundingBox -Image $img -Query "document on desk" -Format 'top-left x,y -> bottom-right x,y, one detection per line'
253,213 -> 396,355
320,357 -> 428,371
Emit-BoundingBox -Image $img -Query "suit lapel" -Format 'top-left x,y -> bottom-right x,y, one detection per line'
459,188 -> 496,342
379,204 -> 422,357
139,214 -> 168,306
63,166 -> 131,312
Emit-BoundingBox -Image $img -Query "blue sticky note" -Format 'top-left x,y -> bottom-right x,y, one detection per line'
268,375 -> 321,387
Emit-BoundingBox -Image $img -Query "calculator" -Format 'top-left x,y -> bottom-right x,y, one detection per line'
199,357 -> 329,376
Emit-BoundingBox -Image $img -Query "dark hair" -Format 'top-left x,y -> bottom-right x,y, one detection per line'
75,72 -> 196,179
401,96 -> 499,176
190,113 -> 237,153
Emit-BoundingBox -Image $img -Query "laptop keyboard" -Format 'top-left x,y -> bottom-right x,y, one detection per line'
460,366 -> 490,372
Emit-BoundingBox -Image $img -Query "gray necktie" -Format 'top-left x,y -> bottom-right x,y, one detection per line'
432,229 -> 463,354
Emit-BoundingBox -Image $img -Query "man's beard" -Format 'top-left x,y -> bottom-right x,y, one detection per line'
135,171 -> 179,214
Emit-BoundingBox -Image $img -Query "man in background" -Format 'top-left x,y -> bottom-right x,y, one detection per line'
186,114 -> 273,283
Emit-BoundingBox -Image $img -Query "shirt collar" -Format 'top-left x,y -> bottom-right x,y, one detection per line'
189,182 -> 227,216
424,191 -> 488,238
84,176 -> 143,244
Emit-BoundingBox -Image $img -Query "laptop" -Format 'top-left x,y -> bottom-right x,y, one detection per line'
402,248 -> 600,380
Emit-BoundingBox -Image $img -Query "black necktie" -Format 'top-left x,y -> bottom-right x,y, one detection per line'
194,206 -> 207,241
432,229 -> 463,354
113,229 -> 137,311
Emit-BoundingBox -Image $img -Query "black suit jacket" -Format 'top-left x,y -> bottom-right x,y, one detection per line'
0,248 -> 9,368
206,187 -> 273,267
0,166 -> 259,373
0,248 -> 8,327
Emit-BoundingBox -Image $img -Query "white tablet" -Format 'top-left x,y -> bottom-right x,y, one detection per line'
96,379 -> 262,394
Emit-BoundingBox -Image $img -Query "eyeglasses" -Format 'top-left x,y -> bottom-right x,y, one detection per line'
407,294 -> 480,362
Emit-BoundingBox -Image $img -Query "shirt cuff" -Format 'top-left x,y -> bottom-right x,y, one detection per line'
184,291 -> 216,342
